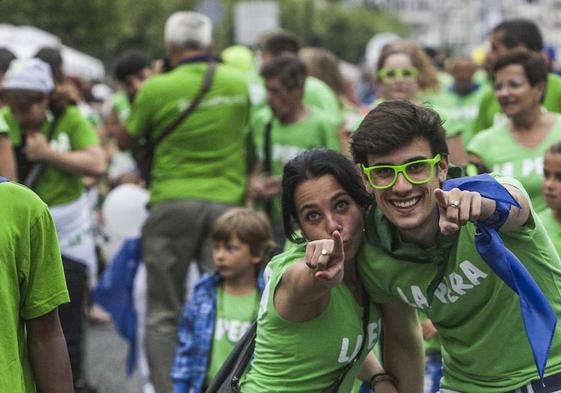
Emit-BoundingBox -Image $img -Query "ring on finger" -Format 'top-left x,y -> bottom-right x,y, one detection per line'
447,200 -> 460,209
321,249 -> 329,256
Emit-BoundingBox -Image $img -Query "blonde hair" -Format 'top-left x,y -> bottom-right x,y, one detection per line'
212,208 -> 276,264
299,47 -> 346,97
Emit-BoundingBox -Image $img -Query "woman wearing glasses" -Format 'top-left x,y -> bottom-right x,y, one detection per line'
467,48 -> 561,212
374,42 -> 440,104
374,42 -> 466,167
238,149 -> 423,393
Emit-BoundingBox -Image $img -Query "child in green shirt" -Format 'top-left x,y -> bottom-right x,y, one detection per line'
171,208 -> 275,393
539,141 -> 561,256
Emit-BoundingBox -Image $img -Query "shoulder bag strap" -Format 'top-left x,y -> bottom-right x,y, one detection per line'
262,118 -> 274,218
205,320 -> 257,393
23,115 -> 60,189
151,61 -> 216,147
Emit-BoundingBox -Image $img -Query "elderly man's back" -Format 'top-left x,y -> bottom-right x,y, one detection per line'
127,61 -> 249,205
123,12 -> 250,393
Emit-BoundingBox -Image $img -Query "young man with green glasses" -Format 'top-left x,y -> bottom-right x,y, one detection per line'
361,154 -> 441,189
351,100 -> 561,392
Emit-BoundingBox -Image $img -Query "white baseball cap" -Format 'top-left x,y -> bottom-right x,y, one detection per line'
3,58 -> 54,94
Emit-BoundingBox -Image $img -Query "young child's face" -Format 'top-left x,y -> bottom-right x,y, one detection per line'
543,151 -> 561,211
212,235 -> 260,281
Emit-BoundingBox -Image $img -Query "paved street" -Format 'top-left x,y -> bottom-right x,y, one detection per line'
86,322 -> 140,393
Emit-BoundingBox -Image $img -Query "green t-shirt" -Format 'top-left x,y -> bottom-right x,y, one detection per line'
248,106 -> 341,224
467,113 -> 561,212
473,73 -> 561,133
3,106 -> 100,206
205,287 -> 259,386
248,75 -> 342,123
240,245 -> 381,392
358,176 -> 561,392
127,62 -> 250,205
539,208 -> 561,257
0,181 -> 69,393
430,85 -> 486,144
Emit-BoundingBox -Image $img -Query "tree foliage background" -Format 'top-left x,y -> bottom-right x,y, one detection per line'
0,0 -> 406,70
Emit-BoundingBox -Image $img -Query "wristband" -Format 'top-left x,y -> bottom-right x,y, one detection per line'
369,372 -> 396,388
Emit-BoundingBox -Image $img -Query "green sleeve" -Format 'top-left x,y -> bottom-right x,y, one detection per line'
21,206 -> 69,320
472,85 -> 497,134
66,107 -> 100,149
543,74 -> 561,113
304,77 -> 342,121
466,129 -> 491,163
0,111 -> 9,134
126,84 -> 153,138
323,120 -> 342,152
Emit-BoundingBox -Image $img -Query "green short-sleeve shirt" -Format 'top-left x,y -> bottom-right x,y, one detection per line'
240,245 -> 381,392
205,288 -> 259,386
248,106 -> 341,224
127,62 -> 250,205
3,106 -> 100,206
0,181 -> 69,393
358,176 -> 561,392
467,114 -> 561,212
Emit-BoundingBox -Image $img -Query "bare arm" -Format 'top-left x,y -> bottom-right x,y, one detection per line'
357,352 -> 398,393
114,126 -> 136,151
0,135 -> 17,180
27,309 -> 73,393
25,131 -> 107,177
382,301 -> 424,393
274,231 -> 344,322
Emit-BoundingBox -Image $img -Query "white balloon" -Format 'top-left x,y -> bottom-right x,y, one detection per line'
102,184 -> 149,239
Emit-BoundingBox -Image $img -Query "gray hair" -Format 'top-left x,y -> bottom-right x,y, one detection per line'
164,11 -> 212,50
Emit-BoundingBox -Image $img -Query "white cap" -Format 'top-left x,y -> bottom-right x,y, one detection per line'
164,11 -> 212,48
3,58 -> 54,94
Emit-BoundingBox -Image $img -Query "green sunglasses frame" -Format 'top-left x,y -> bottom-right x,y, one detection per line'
377,66 -> 419,80
362,154 -> 442,189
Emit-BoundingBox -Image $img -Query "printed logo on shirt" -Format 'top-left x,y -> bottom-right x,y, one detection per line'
396,260 -> 489,309
214,318 -> 252,343
338,319 -> 381,364
49,132 -> 71,153
493,157 -> 543,179
272,145 -> 306,167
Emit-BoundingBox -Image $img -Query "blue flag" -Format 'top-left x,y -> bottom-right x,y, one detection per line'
93,238 -> 141,375
443,174 -> 557,381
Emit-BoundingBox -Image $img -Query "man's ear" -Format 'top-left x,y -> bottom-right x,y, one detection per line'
438,154 -> 449,183
356,163 -> 373,193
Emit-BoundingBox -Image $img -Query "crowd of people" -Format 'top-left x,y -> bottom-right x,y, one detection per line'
1,9 -> 561,393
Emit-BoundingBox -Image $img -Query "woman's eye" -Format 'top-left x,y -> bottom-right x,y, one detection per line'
335,200 -> 350,211
305,211 -> 320,221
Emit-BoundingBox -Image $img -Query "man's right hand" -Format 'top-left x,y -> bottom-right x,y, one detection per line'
248,174 -> 282,202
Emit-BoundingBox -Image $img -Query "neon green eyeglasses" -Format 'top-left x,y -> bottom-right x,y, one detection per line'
377,66 -> 419,80
362,154 -> 441,189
